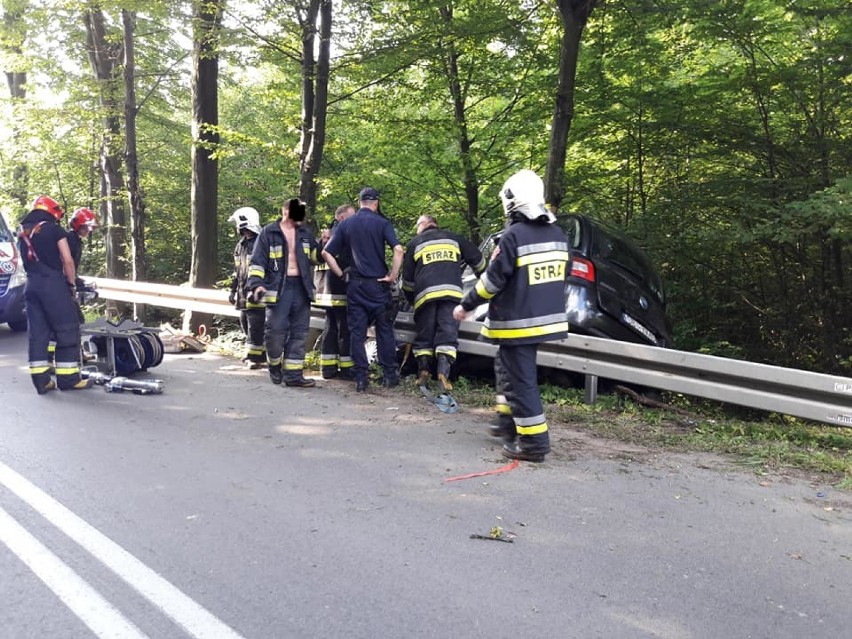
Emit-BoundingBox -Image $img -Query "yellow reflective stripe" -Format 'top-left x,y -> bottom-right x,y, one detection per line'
339,360 -> 353,369
435,345 -> 456,358
517,421 -> 548,436
283,360 -> 304,370
475,280 -> 495,300
55,366 -> 81,375
265,294 -> 278,304
516,250 -> 571,266
413,289 -> 463,310
495,403 -> 512,415
320,357 -> 339,366
314,293 -> 347,306
246,301 -> 265,309
249,266 -> 265,278
29,365 -> 51,374
481,322 -> 568,340
413,348 -> 434,357
269,247 -> 283,259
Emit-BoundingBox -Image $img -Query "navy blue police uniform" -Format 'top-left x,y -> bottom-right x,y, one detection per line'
323,203 -> 401,389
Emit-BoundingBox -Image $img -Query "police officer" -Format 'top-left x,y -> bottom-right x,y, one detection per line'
402,214 -> 485,390
227,206 -> 266,369
313,204 -> 355,379
322,187 -> 403,393
454,170 -> 570,462
18,196 -> 92,394
247,198 -> 320,387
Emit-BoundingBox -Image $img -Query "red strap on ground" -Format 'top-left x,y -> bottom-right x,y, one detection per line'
444,459 -> 520,482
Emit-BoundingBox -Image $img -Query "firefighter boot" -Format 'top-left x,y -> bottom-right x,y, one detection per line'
416,355 -> 432,385
436,353 -> 453,392
269,363 -> 283,385
488,413 -> 516,440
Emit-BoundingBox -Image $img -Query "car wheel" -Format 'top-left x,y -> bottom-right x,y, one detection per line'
7,317 -> 27,332
365,337 -> 377,365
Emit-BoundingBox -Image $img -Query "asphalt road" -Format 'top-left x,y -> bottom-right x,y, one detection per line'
1,325 -> 850,639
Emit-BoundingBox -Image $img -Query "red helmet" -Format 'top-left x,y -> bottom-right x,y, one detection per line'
70,207 -> 98,232
32,195 -> 64,220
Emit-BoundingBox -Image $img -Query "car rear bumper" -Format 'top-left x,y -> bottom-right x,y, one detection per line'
0,284 -> 26,324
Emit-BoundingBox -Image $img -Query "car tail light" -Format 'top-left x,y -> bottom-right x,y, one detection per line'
571,256 -> 595,282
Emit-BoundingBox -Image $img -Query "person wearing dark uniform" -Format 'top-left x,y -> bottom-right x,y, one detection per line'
67,207 -> 97,274
402,214 -> 485,390
322,187 -> 404,393
247,198 -> 320,387
227,206 -> 266,369
313,204 -> 355,380
454,170 -> 570,462
18,196 -> 92,394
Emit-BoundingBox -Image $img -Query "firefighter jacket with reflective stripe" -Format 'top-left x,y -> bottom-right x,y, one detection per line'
246,221 -> 320,305
402,228 -> 486,311
230,233 -> 264,310
312,240 -> 350,308
460,219 -> 570,345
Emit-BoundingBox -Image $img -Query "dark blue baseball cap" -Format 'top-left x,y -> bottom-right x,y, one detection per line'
359,187 -> 380,201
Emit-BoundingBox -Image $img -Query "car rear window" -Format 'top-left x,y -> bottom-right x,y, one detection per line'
593,227 -> 665,303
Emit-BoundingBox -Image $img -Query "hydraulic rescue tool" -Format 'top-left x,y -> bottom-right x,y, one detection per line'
81,368 -> 165,395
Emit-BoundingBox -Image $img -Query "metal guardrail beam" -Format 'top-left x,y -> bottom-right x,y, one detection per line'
89,278 -> 852,427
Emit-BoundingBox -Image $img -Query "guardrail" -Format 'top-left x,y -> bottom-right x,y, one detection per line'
89,277 -> 852,427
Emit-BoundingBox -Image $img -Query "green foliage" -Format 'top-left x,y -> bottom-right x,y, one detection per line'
0,0 -> 848,374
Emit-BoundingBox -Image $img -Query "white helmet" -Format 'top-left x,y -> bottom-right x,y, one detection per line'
227,207 -> 262,234
499,169 -> 556,223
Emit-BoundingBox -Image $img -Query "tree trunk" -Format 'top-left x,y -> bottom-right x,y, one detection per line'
122,9 -> 147,320
3,0 -> 29,207
439,5 -> 481,244
543,0 -> 597,212
84,7 -> 128,323
187,0 -> 222,334
298,0 -> 331,220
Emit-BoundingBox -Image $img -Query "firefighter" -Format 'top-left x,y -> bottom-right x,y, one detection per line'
18,196 -> 92,394
321,187 -> 404,393
227,206 -> 266,369
247,198 -> 321,387
313,204 -> 355,379
402,214 -> 485,390
67,207 -> 98,275
454,170 -> 570,462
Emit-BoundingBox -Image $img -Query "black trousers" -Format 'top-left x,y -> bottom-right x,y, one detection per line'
239,307 -> 266,364
25,272 -> 83,391
495,343 -> 550,454
320,306 -> 351,374
413,299 -> 458,360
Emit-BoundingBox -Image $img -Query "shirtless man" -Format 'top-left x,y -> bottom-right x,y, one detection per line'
247,198 -> 321,387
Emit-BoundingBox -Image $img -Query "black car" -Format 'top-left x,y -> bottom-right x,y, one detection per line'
462,213 -> 672,348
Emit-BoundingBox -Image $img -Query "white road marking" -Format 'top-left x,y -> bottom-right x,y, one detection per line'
0,506 -> 149,639
0,461 -> 245,639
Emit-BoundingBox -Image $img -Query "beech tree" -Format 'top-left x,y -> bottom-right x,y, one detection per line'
188,0 -> 223,332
